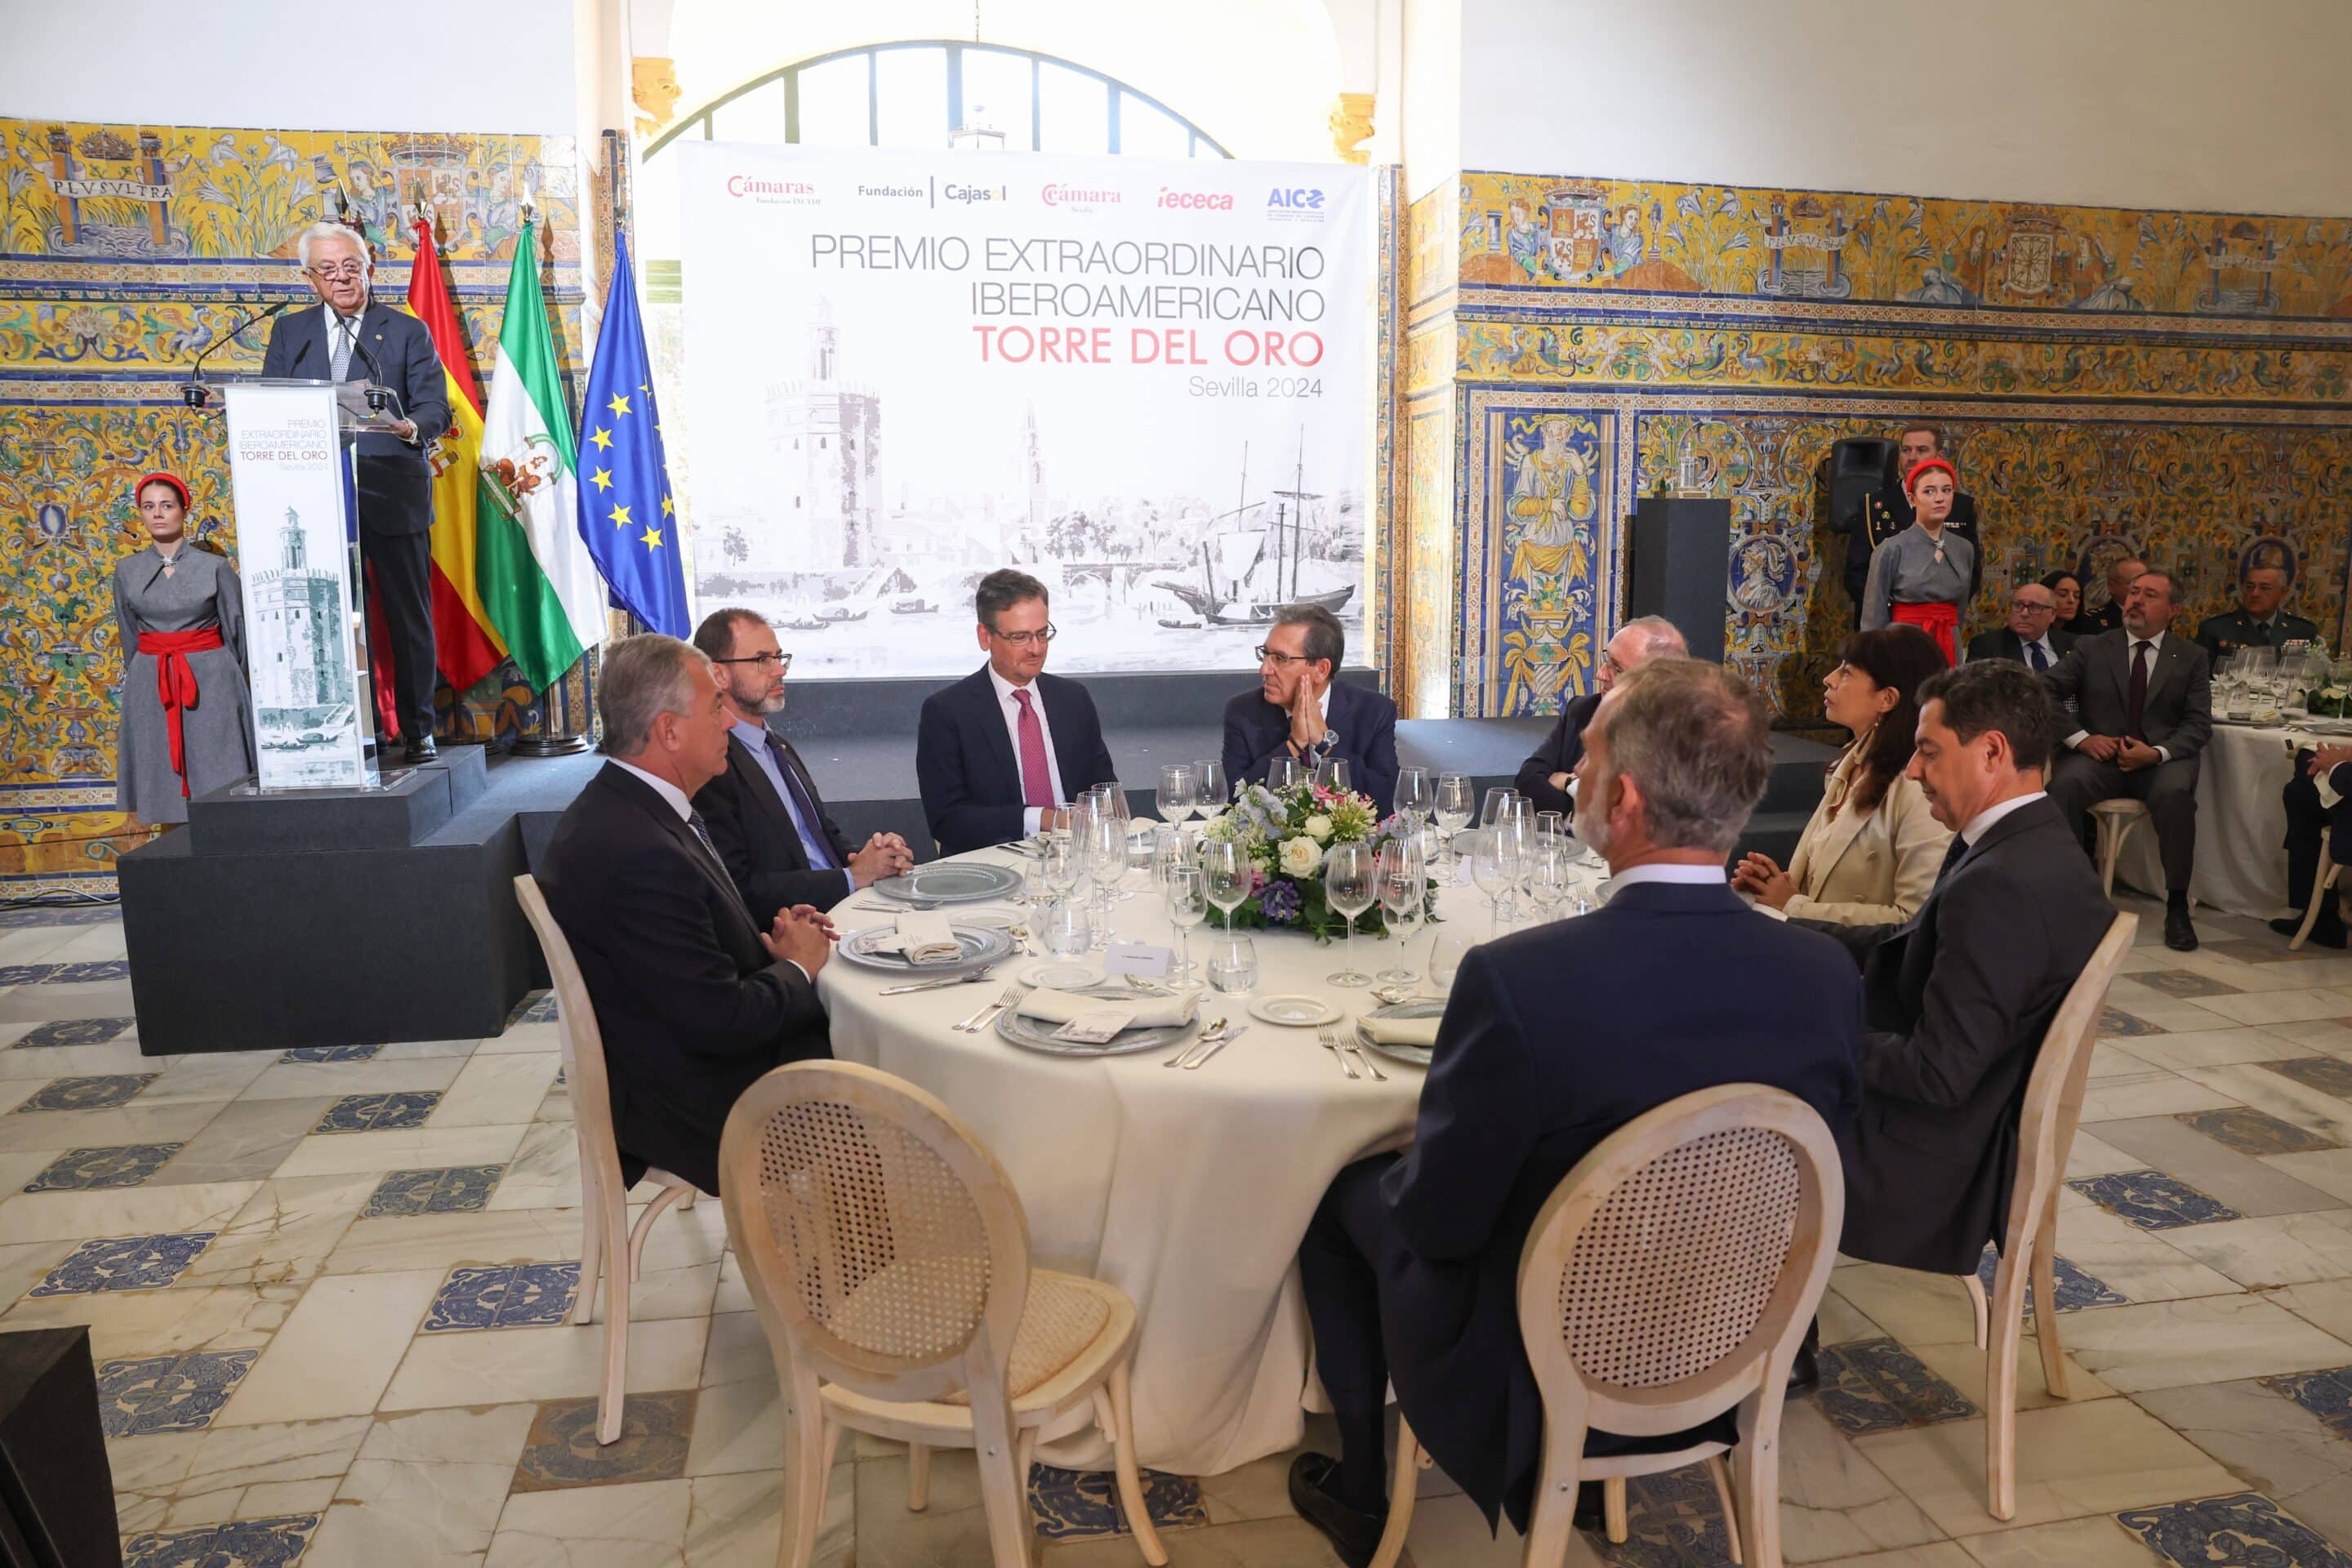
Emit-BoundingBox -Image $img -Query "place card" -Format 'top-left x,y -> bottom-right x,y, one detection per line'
1054,1009 -> 1136,1045
1104,941 -> 1174,978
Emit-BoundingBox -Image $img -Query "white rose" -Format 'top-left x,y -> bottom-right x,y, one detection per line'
1279,836 -> 1324,877
1303,813 -> 1334,843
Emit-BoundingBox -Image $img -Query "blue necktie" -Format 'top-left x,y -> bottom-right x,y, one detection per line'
765,733 -> 837,871
2027,640 -> 2048,672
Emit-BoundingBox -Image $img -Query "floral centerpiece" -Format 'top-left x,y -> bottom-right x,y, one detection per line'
1200,779 -> 1437,942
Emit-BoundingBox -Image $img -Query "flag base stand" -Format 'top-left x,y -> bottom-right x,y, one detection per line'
512,734 -> 591,757
511,659 -> 592,758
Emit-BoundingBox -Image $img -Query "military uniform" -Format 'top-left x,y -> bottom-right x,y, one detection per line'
2195,607 -> 2319,662
1842,480 -> 1980,623
2067,602 -> 2123,639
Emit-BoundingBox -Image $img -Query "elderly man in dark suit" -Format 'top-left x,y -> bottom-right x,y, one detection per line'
537,635 -> 835,1195
1221,604 -> 1399,817
1965,581 -> 2074,671
1512,615 -> 1686,817
2276,742 -> 2352,948
690,607 -> 913,924
1811,661 -> 2112,1281
1288,659 -> 1861,1563
916,569 -> 1118,855
2043,568 -> 2212,949
261,221 -> 450,761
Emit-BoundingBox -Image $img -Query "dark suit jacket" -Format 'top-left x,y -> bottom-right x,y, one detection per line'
1964,627 -> 2075,666
916,666 -> 1118,855
537,763 -> 830,1194
693,729 -> 857,927
1221,679 -> 1400,817
2044,629 -> 2212,759
2066,600 -> 2123,639
1821,797 -> 2111,1274
1512,693 -> 1601,817
2194,608 -> 2319,662
1371,880 -> 1861,1529
261,301 -> 449,535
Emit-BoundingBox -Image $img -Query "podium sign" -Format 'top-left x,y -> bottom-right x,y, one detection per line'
224,382 -> 376,791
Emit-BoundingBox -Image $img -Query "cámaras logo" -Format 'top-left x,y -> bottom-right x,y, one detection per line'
725,175 -> 815,200
1042,184 -> 1120,208
1156,186 -> 1234,211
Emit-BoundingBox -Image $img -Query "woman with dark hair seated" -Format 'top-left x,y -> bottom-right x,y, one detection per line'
2042,569 -> 2085,631
1734,625 -> 1953,924
113,471 -> 253,826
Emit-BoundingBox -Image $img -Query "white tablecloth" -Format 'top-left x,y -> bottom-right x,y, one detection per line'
819,846 -> 1499,1477
2115,722 -> 2295,917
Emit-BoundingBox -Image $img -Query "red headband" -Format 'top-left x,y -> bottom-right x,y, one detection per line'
135,471 -> 191,510
1904,457 -> 1958,495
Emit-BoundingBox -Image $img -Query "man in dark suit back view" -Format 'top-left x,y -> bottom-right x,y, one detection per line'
537,635 -> 835,1195
916,569 -> 1119,855
1221,603 -> 1400,817
261,221 -> 450,762
1512,615 -> 1686,817
1288,660 -> 1862,1563
2042,568 -> 2212,949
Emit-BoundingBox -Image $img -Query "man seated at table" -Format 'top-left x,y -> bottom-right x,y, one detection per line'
690,607 -> 914,924
1965,581 -> 2072,671
2276,742 -> 2352,948
1289,659 -> 1862,1562
2196,560 -> 2317,663
537,634 -> 835,1195
1512,615 -> 1686,817
916,569 -> 1119,855
1222,604 -> 1399,816
2043,568 -> 2212,950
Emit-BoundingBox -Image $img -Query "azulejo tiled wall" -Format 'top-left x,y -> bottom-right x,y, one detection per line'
1,120 -> 587,898
1397,170 -> 2352,719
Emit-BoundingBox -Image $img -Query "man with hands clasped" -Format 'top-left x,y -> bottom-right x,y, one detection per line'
1222,603 -> 1399,817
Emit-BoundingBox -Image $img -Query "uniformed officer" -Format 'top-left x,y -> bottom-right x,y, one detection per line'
2195,563 -> 2318,662
1841,422 -> 1981,625
2070,555 -> 2145,638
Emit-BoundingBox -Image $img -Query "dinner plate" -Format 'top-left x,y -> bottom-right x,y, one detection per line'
954,910 -> 1019,929
871,862 -> 1023,904
835,923 -> 1016,977
1355,1000 -> 1446,1067
1250,994 -> 1339,1027
1019,960 -> 1100,990
995,983 -> 1198,1058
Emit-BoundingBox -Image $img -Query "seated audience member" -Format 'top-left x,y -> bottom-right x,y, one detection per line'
2069,555 -> 2144,638
690,607 -> 914,925
1811,660 -> 2109,1283
916,569 -> 1118,855
1223,604 -> 1399,815
1290,659 -> 1862,1561
1512,615 -> 1686,817
1735,626 -> 1953,925
2042,570 -> 2084,632
2196,561 -> 2316,662
537,635 -> 835,1196
2043,569 -> 2212,950
2276,743 -> 2352,947
1966,581 -> 2073,670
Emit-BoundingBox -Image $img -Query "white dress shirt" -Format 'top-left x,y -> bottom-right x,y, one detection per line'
989,665 -> 1064,835
1961,789 -> 2046,847
2067,629 -> 2172,763
730,719 -> 853,900
1606,862 -> 1727,898
611,759 -> 808,982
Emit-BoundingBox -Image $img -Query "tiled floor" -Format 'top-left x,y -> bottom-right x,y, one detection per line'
7,895 -> 2352,1566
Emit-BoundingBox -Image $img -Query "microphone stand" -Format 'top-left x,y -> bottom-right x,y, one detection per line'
181,298 -> 292,408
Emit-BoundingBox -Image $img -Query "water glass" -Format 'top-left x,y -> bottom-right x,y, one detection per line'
1041,896 -> 1093,962
1207,934 -> 1259,997
1428,929 -> 1471,994
1323,841 -> 1376,987
1314,756 -> 1353,796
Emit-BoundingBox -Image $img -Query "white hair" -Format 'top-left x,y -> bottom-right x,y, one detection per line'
296,221 -> 370,277
1615,616 -> 1689,662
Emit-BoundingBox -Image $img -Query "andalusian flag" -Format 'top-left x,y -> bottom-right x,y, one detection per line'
406,218 -> 506,691
477,216 -> 608,691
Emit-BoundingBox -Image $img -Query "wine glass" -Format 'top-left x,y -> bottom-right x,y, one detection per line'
1526,841 -> 1572,921
1156,764 -> 1196,827
1480,786 -> 1521,831
1042,833 -> 1081,902
1201,840 -> 1251,934
1376,839 -> 1424,984
1434,772 -> 1474,876
1193,759 -> 1229,823
1084,813 -> 1125,933
1471,828 -> 1519,941
1267,755 -> 1304,793
1164,864 -> 1206,977
1313,756 -> 1352,796
1428,929 -> 1470,995
1324,841 -> 1376,987
1396,765 -> 1433,828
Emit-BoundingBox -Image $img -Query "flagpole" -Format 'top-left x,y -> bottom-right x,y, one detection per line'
509,180 -> 593,759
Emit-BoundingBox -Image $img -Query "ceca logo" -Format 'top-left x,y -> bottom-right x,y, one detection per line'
1156,187 -> 1235,211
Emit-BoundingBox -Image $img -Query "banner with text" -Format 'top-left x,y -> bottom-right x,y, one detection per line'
677,144 -> 1374,678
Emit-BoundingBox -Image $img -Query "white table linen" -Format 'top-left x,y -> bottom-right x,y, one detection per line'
2114,721 -> 2295,916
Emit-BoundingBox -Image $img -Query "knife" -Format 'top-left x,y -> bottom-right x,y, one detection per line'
1182,1025 -> 1247,1069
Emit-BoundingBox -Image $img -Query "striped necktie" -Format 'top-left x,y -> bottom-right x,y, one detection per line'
328,314 -> 356,381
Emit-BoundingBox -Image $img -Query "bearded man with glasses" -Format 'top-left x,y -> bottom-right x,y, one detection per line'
1222,602 -> 1399,817
915,569 -> 1119,854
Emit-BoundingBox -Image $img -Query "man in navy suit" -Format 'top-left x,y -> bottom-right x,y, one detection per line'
916,569 -> 1118,855
1222,604 -> 1399,817
2277,742 -> 2352,948
261,221 -> 450,761
1512,615 -> 1686,817
1289,659 -> 1862,1562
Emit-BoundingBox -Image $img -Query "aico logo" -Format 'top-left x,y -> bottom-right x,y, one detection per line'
1157,187 -> 1234,212
725,175 -> 815,201
1266,187 -> 1327,221
1042,184 -> 1120,208
943,182 -> 1004,204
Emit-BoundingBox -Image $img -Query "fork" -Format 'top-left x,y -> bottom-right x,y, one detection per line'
1343,1028 -> 1389,1082
955,985 -> 1023,1033
1318,1025 -> 1360,1080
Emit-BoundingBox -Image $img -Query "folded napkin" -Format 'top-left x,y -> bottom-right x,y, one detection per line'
1018,987 -> 1196,1030
1359,1013 -> 1442,1048
878,911 -> 962,964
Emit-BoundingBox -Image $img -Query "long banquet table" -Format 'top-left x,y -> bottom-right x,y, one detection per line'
818,842 -> 1501,1477
2112,720 -> 2298,918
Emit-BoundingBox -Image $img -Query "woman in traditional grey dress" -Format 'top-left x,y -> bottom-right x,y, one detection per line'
114,472 -> 254,824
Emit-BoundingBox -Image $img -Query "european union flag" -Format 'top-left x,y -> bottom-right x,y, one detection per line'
576,232 -> 689,638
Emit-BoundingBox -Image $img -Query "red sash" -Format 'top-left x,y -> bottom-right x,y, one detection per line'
1890,600 -> 1959,665
137,628 -> 225,798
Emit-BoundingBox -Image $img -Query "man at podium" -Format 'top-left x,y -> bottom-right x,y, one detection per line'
261,221 -> 449,763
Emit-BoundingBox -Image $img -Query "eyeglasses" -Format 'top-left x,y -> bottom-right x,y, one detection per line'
986,622 -> 1057,646
715,651 -> 792,670
308,262 -> 366,282
1255,645 -> 1314,666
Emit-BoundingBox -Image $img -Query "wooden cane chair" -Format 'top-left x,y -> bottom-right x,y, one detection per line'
2087,800 -> 2150,900
1953,911 -> 2136,1521
719,1060 -> 1167,1568
1369,1084 -> 1845,1568
2290,848 -> 2340,951
513,875 -> 703,1446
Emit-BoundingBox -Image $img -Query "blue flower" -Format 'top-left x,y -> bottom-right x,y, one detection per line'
1259,880 -> 1302,924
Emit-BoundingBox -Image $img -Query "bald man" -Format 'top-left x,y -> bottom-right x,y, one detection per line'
1512,617 -> 1688,817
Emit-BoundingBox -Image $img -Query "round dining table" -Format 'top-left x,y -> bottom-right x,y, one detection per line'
2111,719 -> 2300,918
817,839 -> 1513,1477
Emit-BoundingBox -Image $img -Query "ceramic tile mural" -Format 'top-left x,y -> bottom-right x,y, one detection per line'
1401,172 -> 2352,717
0,118 -> 590,898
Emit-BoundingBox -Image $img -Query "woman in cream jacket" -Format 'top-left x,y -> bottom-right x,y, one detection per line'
1734,626 -> 1954,924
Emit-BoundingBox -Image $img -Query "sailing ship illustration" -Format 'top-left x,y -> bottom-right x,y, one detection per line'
1153,434 -> 1356,626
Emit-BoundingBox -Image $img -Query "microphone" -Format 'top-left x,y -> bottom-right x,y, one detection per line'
182,298 -> 291,408
345,327 -> 406,426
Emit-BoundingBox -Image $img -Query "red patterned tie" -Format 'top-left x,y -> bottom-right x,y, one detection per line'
1013,688 -> 1054,808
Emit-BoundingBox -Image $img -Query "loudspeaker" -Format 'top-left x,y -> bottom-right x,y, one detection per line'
0,1328 -> 119,1566
1628,497 -> 1730,665
1825,436 -> 1895,538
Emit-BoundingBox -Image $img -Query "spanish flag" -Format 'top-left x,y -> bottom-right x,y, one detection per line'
406,217 -> 507,692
